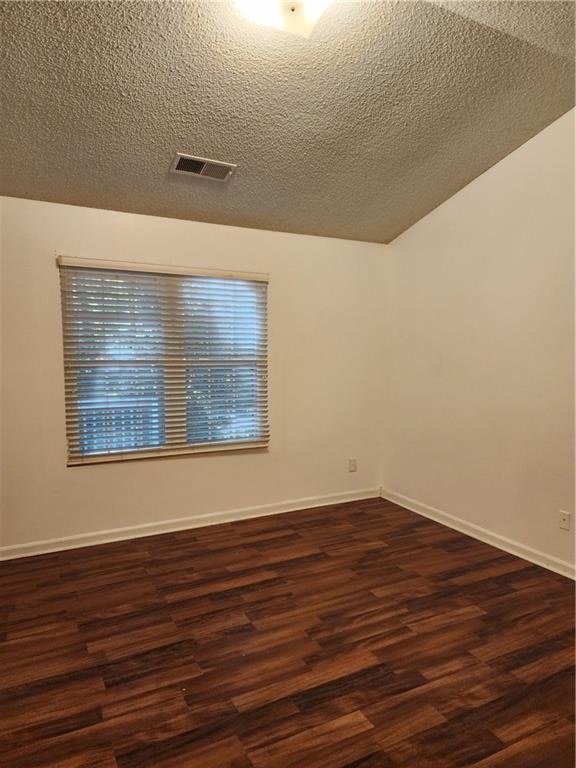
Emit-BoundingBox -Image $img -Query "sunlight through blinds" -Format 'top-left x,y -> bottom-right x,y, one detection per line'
58,259 -> 269,464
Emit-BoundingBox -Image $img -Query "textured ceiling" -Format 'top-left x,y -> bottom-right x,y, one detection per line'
0,0 -> 574,243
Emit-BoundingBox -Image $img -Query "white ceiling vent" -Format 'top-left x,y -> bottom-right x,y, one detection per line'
170,153 -> 237,182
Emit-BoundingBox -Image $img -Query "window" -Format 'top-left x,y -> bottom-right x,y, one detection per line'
58,257 -> 269,465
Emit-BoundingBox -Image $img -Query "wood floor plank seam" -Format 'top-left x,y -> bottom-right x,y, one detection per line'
0,498 -> 573,768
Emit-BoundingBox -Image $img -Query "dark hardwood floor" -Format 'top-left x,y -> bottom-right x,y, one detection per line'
0,498 -> 574,768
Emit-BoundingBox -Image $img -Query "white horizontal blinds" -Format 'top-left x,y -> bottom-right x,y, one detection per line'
59,263 -> 269,463
181,277 -> 268,445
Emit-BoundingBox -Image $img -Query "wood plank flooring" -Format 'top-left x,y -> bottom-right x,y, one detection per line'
0,498 -> 574,768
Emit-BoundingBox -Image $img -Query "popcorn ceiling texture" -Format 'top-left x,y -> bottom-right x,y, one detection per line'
0,0 -> 574,243
436,0 -> 575,60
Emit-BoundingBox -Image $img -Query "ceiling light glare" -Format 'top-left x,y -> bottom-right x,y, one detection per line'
234,0 -> 334,37
234,0 -> 284,30
302,0 -> 333,24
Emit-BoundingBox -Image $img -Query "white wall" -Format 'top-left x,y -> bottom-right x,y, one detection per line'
1,111 -> 574,577
380,110 -> 575,575
0,199 -> 3,549
0,198 -> 383,550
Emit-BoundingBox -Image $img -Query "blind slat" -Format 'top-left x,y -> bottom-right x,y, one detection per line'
59,262 -> 269,463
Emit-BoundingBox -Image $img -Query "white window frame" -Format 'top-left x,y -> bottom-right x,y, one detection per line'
58,256 -> 269,465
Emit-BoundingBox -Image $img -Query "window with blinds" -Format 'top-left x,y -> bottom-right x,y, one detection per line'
58,258 -> 269,465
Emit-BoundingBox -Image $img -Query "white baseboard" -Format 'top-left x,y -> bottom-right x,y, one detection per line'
380,487 -> 575,581
0,488 -> 381,561
5,487 -> 572,580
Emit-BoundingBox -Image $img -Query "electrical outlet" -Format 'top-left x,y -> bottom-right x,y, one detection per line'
559,511 -> 571,531
348,457 -> 358,473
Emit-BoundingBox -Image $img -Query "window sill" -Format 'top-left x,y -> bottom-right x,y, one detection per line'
67,440 -> 269,466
